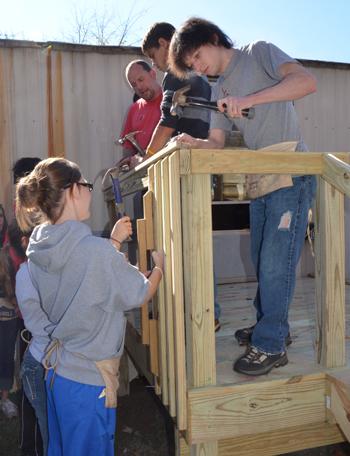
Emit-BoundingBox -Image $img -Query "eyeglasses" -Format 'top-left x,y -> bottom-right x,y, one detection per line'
63,182 -> 94,192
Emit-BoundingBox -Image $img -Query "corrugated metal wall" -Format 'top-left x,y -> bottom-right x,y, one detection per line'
1,41 -> 350,236
296,61 -> 350,152
295,61 -> 350,280
0,40 -> 143,232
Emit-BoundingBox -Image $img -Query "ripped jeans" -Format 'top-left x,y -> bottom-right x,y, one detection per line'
249,176 -> 316,354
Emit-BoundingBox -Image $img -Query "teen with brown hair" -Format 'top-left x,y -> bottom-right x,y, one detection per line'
169,17 -> 317,376
16,157 -> 164,456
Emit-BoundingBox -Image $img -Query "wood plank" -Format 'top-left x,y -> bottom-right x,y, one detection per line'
134,141 -> 181,172
149,319 -> 159,376
143,190 -> 154,249
314,177 -> 346,367
169,152 -> 187,431
187,374 -> 327,444
187,150 -> 350,175
181,171 -> 216,387
161,157 -> 177,418
327,372 -> 350,441
330,384 -> 350,441
0,49 -> 15,218
180,164 -> 217,454
322,153 -> 350,197
179,422 -> 344,456
137,218 -> 149,345
154,161 -> 168,404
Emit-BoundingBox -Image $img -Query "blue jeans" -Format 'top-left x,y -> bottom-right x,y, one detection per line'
250,176 -> 316,354
21,349 -> 48,456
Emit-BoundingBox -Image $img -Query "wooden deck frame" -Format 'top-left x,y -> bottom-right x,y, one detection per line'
119,144 -> 350,455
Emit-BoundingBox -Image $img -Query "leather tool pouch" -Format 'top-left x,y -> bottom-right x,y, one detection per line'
95,357 -> 121,408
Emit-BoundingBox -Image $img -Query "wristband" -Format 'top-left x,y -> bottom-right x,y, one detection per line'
153,266 -> 163,277
110,236 -> 122,246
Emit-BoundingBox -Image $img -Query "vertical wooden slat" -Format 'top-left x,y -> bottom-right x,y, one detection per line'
143,190 -> 154,249
47,49 -> 65,157
137,218 -> 149,345
0,49 -> 14,217
180,158 -> 217,455
161,157 -> 176,417
169,152 -> 187,430
315,176 -> 345,367
149,319 -> 159,376
153,161 -> 168,403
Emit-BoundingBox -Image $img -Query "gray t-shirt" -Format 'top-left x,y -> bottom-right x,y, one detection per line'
211,41 -> 307,151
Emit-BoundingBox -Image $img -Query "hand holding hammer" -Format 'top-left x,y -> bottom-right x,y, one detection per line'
171,85 -> 255,119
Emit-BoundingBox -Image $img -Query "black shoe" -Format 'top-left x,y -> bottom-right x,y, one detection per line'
233,346 -> 288,376
234,324 -> 292,347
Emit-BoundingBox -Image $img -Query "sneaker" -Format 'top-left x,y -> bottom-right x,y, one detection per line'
1,398 -> 18,418
214,318 -> 221,332
233,346 -> 288,376
234,324 -> 292,347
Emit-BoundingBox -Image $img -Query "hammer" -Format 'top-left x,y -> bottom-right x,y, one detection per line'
170,85 -> 255,119
117,131 -> 146,156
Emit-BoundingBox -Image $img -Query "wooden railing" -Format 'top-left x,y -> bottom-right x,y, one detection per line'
118,143 -> 350,454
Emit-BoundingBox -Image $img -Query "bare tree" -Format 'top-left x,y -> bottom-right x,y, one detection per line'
64,1 -> 148,46
0,31 -> 17,40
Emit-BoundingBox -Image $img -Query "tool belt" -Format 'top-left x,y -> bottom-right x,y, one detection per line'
246,174 -> 293,199
245,141 -> 298,199
95,357 -> 121,408
44,339 -> 121,408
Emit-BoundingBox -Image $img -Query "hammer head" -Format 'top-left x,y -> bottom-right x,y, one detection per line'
118,130 -> 141,145
170,85 -> 191,116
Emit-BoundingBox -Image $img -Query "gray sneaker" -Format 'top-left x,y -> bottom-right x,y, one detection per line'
1,398 -> 18,418
233,346 -> 288,376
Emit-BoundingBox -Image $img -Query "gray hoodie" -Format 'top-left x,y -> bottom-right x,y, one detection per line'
27,220 -> 149,385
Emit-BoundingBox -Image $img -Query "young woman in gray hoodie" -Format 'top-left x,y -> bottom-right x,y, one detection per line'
15,157 -> 164,456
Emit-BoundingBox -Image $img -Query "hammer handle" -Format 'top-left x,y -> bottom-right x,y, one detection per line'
186,99 -> 254,119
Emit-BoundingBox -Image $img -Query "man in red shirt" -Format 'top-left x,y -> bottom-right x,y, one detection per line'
119,60 -> 162,167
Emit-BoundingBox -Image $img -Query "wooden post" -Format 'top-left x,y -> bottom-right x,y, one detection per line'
153,161 -> 168,402
314,176 -> 345,367
169,152 -> 187,431
161,156 -> 177,417
180,154 -> 217,455
137,218 -> 150,345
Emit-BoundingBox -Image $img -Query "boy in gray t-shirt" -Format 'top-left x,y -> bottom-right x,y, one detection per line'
169,17 -> 317,376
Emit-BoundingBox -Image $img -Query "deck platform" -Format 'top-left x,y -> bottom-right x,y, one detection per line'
216,277 -> 350,385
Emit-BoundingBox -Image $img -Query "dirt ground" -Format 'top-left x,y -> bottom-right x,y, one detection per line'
1,377 -> 350,455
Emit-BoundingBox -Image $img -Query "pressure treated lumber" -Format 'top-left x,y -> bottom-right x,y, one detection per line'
136,218 -> 149,345
168,152 -> 187,431
322,153 -> 350,197
161,157 -> 177,418
149,319 -> 159,376
314,177 -> 345,367
327,372 -> 350,441
143,190 -> 154,249
187,373 -> 327,443
181,171 -> 216,387
184,150 -> 350,175
178,422 -> 344,456
153,161 -> 168,403
181,161 -> 217,454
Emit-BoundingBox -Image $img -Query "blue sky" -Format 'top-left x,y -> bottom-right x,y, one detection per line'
1,0 -> 349,63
